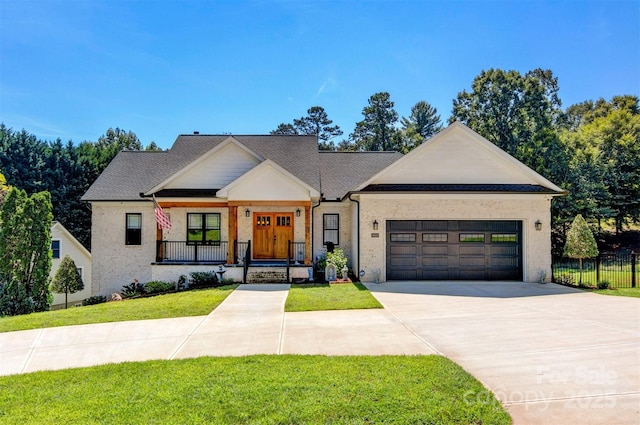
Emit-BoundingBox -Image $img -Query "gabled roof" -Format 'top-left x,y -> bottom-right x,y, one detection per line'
217,159 -> 321,199
51,221 -> 92,258
82,134 -> 320,201
353,121 -> 565,195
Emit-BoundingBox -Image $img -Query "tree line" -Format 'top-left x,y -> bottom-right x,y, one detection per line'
1,67 -> 638,253
0,127 -> 161,248
273,69 -> 639,243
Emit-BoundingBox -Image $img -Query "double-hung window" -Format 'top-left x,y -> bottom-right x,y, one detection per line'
323,214 -> 339,245
187,213 -> 221,245
51,240 -> 61,259
126,213 -> 142,245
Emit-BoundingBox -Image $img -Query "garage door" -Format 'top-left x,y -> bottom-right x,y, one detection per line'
386,220 -> 522,280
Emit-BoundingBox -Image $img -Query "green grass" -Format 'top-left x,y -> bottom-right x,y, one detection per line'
0,285 -> 238,333
592,287 -> 640,298
0,355 -> 510,424
285,282 -> 383,312
553,266 -> 636,288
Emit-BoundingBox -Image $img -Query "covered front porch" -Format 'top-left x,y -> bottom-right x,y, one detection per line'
155,240 -> 308,265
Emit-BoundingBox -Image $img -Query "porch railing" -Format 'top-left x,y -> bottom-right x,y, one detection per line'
156,241 -> 228,263
156,240 -> 307,266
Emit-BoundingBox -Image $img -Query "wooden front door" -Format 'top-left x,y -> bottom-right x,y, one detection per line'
253,213 -> 293,259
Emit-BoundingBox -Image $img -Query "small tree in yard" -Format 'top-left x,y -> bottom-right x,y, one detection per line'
563,214 -> 599,285
51,255 -> 84,309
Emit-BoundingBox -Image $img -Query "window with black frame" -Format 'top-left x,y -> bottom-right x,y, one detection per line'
187,213 -> 221,245
125,213 -> 142,245
323,213 -> 339,245
51,240 -> 61,258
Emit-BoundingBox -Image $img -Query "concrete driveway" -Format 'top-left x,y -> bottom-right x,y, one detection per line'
365,281 -> 640,425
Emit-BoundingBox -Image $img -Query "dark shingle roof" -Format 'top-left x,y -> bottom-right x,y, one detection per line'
82,135 -> 321,201
360,184 -> 564,194
319,151 -> 403,200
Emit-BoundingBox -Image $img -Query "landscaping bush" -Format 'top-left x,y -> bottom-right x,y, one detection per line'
189,271 -> 220,288
121,280 -> 145,298
597,280 -> 611,290
554,273 -> 575,286
316,248 -> 349,273
144,281 -> 175,294
82,295 -> 107,306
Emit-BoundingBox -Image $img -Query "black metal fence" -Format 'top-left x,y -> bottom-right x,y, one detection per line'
552,252 -> 637,288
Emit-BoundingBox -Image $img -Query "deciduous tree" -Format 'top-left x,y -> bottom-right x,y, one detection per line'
0,188 -> 53,315
563,214 -> 599,285
51,255 -> 84,309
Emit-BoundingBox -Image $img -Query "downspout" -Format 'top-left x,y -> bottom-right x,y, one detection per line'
348,193 -> 360,278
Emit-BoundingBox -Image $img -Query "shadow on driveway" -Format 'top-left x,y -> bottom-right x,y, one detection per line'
365,280 -> 583,298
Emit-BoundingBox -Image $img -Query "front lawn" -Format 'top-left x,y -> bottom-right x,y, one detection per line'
0,285 -> 238,333
592,287 -> 640,298
285,282 -> 383,312
0,355 -> 510,424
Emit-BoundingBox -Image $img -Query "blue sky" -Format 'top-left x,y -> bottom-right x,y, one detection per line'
1,0 -> 638,149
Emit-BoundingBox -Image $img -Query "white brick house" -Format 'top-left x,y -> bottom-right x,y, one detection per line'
82,122 -> 565,296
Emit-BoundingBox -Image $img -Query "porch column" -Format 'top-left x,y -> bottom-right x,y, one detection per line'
227,206 -> 237,264
304,205 -> 311,265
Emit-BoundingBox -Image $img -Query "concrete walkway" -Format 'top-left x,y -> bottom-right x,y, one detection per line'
365,281 -> 640,425
0,284 -> 432,376
1,282 -> 638,425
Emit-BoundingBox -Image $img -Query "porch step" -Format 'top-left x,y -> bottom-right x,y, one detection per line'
246,269 -> 288,284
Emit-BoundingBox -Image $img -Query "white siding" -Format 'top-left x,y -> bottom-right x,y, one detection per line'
226,165 -> 311,201
50,224 -> 92,308
373,131 -> 533,185
167,143 -> 260,189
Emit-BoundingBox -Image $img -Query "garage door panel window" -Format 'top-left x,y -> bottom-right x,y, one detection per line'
491,233 -> 518,243
460,233 -> 485,243
390,233 -> 416,242
423,233 -> 448,242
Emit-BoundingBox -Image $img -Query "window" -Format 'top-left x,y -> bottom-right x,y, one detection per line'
460,233 -> 485,243
125,213 -> 142,245
390,233 -> 416,242
492,233 -> 518,243
51,240 -> 60,259
423,233 -> 448,242
323,214 -> 339,245
187,213 -> 221,245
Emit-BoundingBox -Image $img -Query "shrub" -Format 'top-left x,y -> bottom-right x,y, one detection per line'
121,280 -> 145,298
554,273 -> 575,286
316,248 -> 349,272
144,281 -> 175,294
597,280 -> 611,290
190,271 -> 220,288
221,278 -> 235,285
82,295 -> 107,306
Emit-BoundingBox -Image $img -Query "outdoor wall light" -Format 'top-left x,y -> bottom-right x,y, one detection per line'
535,220 -> 542,231
373,220 -> 378,230
245,209 -> 250,217
296,208 -> 301,217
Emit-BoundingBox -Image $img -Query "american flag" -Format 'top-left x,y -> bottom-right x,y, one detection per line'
153,195 -> 172,229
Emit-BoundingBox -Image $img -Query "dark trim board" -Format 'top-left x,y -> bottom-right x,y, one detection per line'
386,220 -> 523,281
